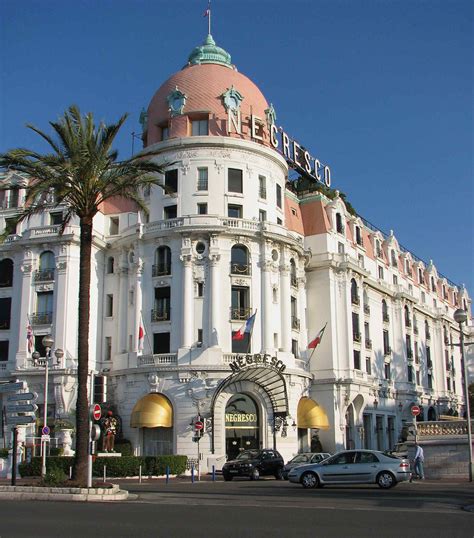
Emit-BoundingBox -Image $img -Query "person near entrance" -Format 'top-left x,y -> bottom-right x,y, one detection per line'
413,443 -> 425,480
102,411 -> 119,452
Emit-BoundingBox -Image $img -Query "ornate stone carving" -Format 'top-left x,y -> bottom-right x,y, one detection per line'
214,160 -> 224,174
209,253 -> 221,266
180,160 -> 190,175
180,254 -> 193,266
148,373 -> 166,393
56,261 -> 67,271
21,263 -> 32,274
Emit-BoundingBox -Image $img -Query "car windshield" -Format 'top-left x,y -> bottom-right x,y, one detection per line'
290,454 -> 310,464
235,450 -> 260,461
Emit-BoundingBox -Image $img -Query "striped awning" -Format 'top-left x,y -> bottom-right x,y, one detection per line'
297,397 -> 330,429
130,393 -> 173,428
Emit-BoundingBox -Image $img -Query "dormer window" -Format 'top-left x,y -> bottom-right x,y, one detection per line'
191,119 -> 209,136
355,226 -> 363,246
431,276 -> 436,292
336,213 -> 344,234
418,268 -> 423,285
391,250 -> 397,268
375,239 -> 382,258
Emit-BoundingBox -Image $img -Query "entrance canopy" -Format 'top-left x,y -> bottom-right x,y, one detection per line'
130,393 -> 173,428
212,365 -> 288,415
297,397 -> 330,429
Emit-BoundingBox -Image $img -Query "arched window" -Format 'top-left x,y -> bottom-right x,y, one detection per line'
336,213 -> 344,234
106,257 -> 114,274
404,305 -> 411,327
382,299 -> 389,322
230,245 -> 250,275
0,258 -> 13,288
36,251 -> 55,282
350,279 -> 359,305
290,259 -> 297,287
153,246 -> 171,276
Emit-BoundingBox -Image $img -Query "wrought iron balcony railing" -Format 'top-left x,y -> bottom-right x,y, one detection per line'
151,308 -> 171,322
30,312 -> 53,325
34,269 -> 55,282
291,316 -> 300,330
152,263 -> 171,277
230,263 -> 251,276
231,307 -> 251,321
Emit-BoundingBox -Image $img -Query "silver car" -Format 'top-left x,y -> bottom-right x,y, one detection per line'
288,449 -> 411,489
282,452 -> 331,479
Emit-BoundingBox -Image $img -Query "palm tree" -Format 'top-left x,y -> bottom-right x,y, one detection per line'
0,106 -> 166,485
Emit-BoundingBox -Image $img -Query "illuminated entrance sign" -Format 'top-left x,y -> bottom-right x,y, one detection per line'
225,413 -> 258,427
227,110 -> 331,187
228,354 -> 286,374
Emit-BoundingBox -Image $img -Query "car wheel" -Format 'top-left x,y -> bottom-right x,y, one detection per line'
274,467 -> 283,480
301,471 -> 319,489
223,473 -> 233,481
377,471 -> 395,489
250,468 -> 260,481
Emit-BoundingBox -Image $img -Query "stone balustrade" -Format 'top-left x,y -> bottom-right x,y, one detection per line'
417,419 -> 473,438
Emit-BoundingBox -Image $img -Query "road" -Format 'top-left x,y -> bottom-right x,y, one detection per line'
0,478 -> 472,538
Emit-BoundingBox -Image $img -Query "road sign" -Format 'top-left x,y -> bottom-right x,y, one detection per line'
0,381 -> 27,393
6,392 -> 38,402
92,404 -> 101,421
8,415 -> 36,425
194,420 -> 204,431
5,403 -> 38,414
411,405 -> 421,417
42,426 -> 50,435
41,434 -> 51,442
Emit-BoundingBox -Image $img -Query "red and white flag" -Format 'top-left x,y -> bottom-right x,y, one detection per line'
138,325 -> 145,351
27,324 -> 34,353
232,311 -> 257,341
308,323 -> 327,350
203,1 -> 210,17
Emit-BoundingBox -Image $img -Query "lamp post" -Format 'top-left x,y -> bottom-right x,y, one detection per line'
453,308 -> 473,482
33,335 -> 64,478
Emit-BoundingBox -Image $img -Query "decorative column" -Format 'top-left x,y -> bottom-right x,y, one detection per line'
16,251 -> 35,368
280,261 -> 291,352
180,253 -> 193,348
53,244 -> 69,366
209,253 -> 221,347
133,260 -> 144,353
261,260 -> 273,353
118,250 -> 129,353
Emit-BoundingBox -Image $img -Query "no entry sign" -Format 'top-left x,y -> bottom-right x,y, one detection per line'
92,404 -> 102,421
194,420 -> 204,431
411,405 -> 421,417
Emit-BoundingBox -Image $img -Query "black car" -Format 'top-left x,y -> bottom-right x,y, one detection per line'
222,449 -> 284,481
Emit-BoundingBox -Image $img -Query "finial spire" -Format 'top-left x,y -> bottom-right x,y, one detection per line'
204,1 -> 211,35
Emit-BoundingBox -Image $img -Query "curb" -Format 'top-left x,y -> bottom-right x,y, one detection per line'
0,483 -> 129,502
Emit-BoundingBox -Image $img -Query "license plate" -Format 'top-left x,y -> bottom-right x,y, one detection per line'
229,470 -> 239,474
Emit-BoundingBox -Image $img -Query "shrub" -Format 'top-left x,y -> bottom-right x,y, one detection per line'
42,466 -> 67,486
19,457 -> 74,477
114,439 -> 133,456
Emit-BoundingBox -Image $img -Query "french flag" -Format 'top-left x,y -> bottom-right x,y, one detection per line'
138,325 -> 144,351
232,311 -> 257,341
308,323 -> 327,350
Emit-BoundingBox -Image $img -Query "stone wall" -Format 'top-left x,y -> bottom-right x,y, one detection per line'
414,438 -> 472,480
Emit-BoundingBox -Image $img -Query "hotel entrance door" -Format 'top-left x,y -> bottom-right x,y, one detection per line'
225,394 -> 260,460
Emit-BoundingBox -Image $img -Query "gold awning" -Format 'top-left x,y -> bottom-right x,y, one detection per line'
130,393 -> 173,428
297,397 -> 330,430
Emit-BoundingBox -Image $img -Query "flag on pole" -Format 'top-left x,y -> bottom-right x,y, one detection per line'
203,1 -> 210,17
138,324 -> 145,351
27,324 -> 34,353
232,311 -> 257,341
308,323 -> 327,349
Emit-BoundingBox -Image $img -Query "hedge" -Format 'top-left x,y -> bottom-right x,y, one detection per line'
19,455 -> 187,478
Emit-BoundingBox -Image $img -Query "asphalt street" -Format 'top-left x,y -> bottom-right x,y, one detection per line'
0,478 -> 472,538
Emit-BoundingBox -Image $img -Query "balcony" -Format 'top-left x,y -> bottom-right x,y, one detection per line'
151,308 -> 171,322
34,269 -> 55,282
230,263 -> 251,276
383,313 -> 390,323
351,295 -> 360,306
291,316 -> 300,330
353,332 -> 361,343
231,307 -> 251,321
138,353 -> 177,367
152,264 -> 171,277
365,339 -> 372,349
363,304 -> 370,314
30,311 -> 53,325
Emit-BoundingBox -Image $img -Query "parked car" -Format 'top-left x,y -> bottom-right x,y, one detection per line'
282,452 -> 331,479
387,442 -> 409,459
222,449 -> 284,481
288,449 -> 411,489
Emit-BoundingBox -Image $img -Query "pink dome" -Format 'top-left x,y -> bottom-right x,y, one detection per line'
146,62 -> 271,147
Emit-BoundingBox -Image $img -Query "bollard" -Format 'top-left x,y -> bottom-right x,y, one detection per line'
69,466 -> 72,479
212,465 -> 216,482
139,464 -> 142,483
166,465 -> 170,484
103,464 -> 107,483
191,463 -> 195,483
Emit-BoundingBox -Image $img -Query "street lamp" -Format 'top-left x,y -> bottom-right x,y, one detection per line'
33,335 -> 64,478
453,308 -> 473,482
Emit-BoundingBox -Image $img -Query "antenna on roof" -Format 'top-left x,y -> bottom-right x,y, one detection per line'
204,1 -> 211,35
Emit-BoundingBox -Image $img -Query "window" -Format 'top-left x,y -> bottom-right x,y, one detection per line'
382,300 -> 389,322
106,257 -> 114,274
34,336 -> 47,357
355,226 -> 362,246
391,250 -> 397,267
421,291 -> 426,303
153,246 -> 171,276
153,332 -> 170,353
418,268 -> 424,284
366,356 -> 372,375
106,294 -> 114,317
197,282 -> 204,297
277,218 -> 282,225
364,322 -> 371,347
378,266 -> 384,280
353,350 -> 361,370
407,365 -> 414,383
165,169 -> 178,194
197,203 -> 208,215
431,276 -> 436,292
0,298 -> 11,330
425,320 -> 431,340
197,167 -> 208,191
231,286 -> 250,319
231,245 -> 250,275
426,346 -> 432,369
0,340 -> 9,362
36,251 -> 55,282
228,168 -> 243,193
291,339 -> 298,358
291,297 -> 299,330
383,330 -> 390,355
392,275 -> 398,285
109,217 -> 119,235
164,205 -> 177,219
375,240 -> 382,258
105,337 -> 112,361
276,184 -> 282,208
416,370 -> 420,385
446,377 -> 451,391
404,306 -> 411,327
384,362 -> 391,380
161,126 -> 169,140
406,334 -> 412,358
232,330 -> 250,354
336,213 -> 344,234
191,119 -> 208,136
197,329 -> 203,347
228,204 -> 242,218
4,218 -> 17,235
352,312 -> 360,341
358,254 -> 364,268
50,212 -> 63,225
0,259 -> 13,287
414,342 -> 419,363
153,287 -> 171,321
338,242 -> 345,254
351,279 -> 359,305
259,175 -> 266,199
259,210 -> 266,222
33,291 -> 53,325
6,188 -> 19,208
427,373 -> 433,389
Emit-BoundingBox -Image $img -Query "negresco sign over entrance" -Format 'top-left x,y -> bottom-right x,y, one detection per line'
228,354 -> 286,374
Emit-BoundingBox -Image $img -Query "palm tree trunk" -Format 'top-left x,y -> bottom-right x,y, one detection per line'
72,217 -> 93,485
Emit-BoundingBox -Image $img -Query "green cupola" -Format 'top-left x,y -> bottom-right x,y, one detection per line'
187,34 -> 233,68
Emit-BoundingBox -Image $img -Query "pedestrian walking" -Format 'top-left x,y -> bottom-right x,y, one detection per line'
413,443 -> 425,480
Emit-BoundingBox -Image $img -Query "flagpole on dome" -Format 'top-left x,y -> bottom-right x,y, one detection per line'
204,1 -> 211,35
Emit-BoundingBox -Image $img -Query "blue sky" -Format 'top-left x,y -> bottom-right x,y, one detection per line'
1,0 -> 473,293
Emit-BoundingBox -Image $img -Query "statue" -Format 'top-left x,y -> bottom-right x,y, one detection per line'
101,411 -> 119,452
